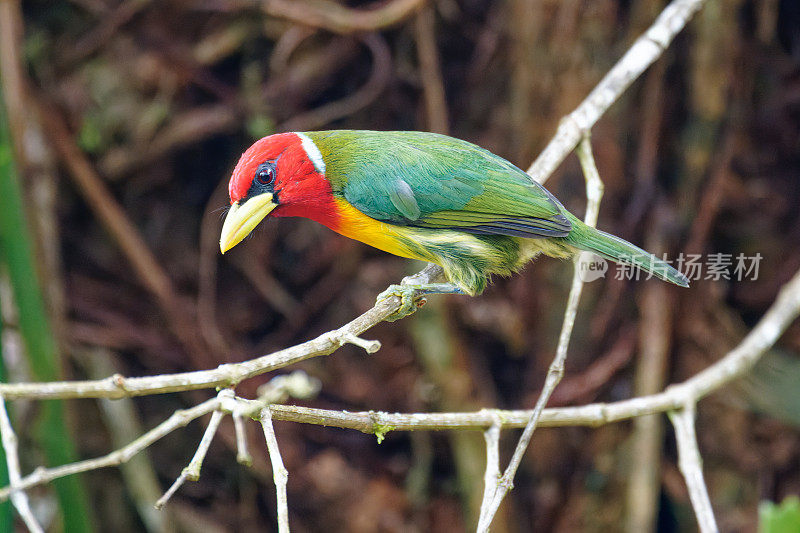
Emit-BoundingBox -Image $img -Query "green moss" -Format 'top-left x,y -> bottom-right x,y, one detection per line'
372,423 -> 395,444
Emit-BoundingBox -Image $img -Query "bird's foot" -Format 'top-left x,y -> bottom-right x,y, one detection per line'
376,283 -> 465,322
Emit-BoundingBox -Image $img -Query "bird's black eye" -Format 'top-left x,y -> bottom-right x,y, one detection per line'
255,161 -> 276,186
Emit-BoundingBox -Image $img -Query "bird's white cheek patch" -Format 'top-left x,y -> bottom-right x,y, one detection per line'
295,132 -> 326,174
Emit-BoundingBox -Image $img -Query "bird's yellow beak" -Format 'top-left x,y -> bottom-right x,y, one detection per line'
219,192 -> 277,254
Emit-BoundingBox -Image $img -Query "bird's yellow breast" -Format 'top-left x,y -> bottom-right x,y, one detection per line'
332,198 -> 426,261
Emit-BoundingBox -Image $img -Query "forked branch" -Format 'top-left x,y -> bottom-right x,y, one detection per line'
669,405 -> 718,533
477,136 -> 605,530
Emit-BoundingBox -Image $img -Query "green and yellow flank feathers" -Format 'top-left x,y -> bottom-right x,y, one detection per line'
220,130 -> 689,298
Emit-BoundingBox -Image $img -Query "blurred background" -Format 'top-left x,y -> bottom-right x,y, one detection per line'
1,0 -> 799,531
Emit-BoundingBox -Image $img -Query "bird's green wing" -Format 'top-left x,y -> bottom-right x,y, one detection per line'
307,130 -> 571,238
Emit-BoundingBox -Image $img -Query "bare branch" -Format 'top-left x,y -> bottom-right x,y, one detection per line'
0,396 -> 43,533
0,396 -> 223,501
0,257 -> 795,439
188,401 -> 228,480
153,473 -> 188,512
0,289 -> 416,400
260,408 -> 289,533
669,405 -> 718,533
477,417 -> 501,531
0,265 -> 795,523
0,378 -> 318,504
478,135 -> 605,526
155,403 -> 226,509
266,261 -> 800,432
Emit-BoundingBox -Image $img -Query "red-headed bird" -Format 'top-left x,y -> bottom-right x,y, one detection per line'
220,131 -> 688,317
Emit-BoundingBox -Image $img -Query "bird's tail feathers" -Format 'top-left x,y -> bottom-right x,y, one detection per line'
565,218 -> 689,287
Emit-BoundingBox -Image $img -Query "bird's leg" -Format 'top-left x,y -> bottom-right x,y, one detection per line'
376,282 -> 464,322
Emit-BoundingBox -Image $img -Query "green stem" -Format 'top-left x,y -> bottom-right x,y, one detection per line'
0,293 -> 12,533
0,83 -> 94,531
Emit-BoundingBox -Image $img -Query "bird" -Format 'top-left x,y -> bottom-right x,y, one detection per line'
220,130 -> 688,318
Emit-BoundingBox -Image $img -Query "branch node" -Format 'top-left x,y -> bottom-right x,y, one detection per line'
214,364 -> 241,388
111,373 -> 128,391
258,370 -> 321,405
342,332 -> 382,353
368,411 -> 395,443
182,465 -> 200,483
498,475 -> 514,492
232,411 -> 253,466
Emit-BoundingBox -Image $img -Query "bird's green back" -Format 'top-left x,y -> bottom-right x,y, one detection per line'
305,130 -> 572,239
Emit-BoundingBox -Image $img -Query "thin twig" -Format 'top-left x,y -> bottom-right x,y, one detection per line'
153,473 -> 187,512
185,410 -> 225,480
669,404 -> 718,533
478,135 -> 605,529
574,137 -> 605,228
477,417 -> 501,530
0,396 -> 43,533
0,396 -> 223,501
260,408 -> 289,533
232,410 -> 253,466
155,404 -> 225,509
0,379 -> 318,508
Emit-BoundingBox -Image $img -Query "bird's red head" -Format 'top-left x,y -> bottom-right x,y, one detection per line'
220,132 -> 336,253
